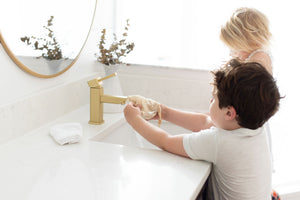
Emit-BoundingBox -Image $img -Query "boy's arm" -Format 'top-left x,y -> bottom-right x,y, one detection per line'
160,104 -> 214,132
124,102 -> 189,157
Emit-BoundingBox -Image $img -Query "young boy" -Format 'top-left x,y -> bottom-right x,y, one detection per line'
124,59 -> 281,200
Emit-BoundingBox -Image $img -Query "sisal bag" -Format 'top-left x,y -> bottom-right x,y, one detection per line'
128,95 -> 162,126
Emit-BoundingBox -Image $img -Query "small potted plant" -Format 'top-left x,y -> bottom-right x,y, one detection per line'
20,16 -> 64,62
95,19 -> 135,73
95,20 -> 135,112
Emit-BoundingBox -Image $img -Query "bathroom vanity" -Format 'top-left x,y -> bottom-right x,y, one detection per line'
0,104 -> 211,200
0,57 -> 213,199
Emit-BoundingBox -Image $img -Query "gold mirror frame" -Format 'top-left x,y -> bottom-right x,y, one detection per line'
0,0 -> 97,78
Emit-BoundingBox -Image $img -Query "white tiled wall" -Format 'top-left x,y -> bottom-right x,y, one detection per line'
0,65 -> 212,145
0,74 -> 94,144
119,64 -> 212,112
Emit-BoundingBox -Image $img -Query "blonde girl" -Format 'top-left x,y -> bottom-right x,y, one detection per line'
220,7 -> 273,74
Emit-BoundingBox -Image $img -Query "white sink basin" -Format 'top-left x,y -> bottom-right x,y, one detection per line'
91,119 -> 190,150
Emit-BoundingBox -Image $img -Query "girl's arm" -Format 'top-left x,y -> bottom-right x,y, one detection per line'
159,104 -> 214,132
124,102 -> 189,157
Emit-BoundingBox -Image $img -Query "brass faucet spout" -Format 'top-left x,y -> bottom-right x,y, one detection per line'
101,95 -> 128,105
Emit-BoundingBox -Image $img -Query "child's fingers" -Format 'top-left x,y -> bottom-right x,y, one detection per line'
125,102 -> 141,113
135,104 -> 142,109
128,101 -> 134,107
128,102 -> 138,109
129,101 -> 141,109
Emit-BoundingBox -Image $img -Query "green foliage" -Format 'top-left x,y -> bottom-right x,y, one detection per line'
20,16 -> 63,60
96,19 -> 135,65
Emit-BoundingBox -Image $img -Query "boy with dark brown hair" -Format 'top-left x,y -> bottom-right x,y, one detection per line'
124,59 -> 281,200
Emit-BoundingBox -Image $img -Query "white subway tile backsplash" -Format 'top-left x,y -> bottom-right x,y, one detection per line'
0,73 -> 98,144
0,65 -> 212,145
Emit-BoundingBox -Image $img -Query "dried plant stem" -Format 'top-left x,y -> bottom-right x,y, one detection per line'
20,16 -> 63,60
96,19 -> 135,65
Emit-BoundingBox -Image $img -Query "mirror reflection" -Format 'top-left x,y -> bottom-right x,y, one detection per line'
1,0 -> 96,77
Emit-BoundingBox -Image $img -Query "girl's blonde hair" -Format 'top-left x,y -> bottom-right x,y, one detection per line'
220,7 -> 272,53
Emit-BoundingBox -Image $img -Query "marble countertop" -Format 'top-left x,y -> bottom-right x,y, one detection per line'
0,104 -> 211,200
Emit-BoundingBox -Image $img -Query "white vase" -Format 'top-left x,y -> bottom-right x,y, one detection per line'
102,64 -> 125,113
46,59 -> 63,74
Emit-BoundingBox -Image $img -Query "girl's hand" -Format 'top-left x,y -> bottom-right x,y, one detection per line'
124,102 -> 142,123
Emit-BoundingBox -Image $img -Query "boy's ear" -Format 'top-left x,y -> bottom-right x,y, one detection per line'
225,106 -> 237,120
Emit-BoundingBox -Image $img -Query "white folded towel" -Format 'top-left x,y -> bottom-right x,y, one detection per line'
49,123 -> 82,145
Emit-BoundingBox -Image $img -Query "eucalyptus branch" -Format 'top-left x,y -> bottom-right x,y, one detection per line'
96,19 -> 135,65
20,16 -> 63,60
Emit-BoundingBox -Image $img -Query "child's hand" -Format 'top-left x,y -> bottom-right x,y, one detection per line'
124,102 -> 142,123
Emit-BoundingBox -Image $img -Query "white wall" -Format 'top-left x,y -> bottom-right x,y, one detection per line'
0,1 -> 112,106
0,0 -> 212,145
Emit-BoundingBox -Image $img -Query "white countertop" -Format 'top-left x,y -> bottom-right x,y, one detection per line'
0,105 -> 211,200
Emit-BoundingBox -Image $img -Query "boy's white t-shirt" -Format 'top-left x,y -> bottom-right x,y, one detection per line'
183,126 -> 272,200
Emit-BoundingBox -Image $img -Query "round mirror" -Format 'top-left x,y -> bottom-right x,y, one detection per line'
0,0 -> 97,78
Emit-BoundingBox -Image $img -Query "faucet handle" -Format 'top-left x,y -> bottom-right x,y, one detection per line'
98,73 -> 117,82
87,73 -> 117,88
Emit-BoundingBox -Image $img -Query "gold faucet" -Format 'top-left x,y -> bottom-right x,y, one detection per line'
87,73 -> 128,125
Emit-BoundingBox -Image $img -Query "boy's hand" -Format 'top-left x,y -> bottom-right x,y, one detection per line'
128,95 -> 160,120
124,102 -> 142,123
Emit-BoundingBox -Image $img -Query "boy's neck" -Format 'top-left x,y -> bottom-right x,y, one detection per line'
219,120 -> 241,131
